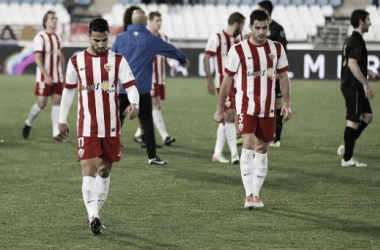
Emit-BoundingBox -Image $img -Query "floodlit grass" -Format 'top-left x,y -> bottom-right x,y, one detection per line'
0,75 -> 380,249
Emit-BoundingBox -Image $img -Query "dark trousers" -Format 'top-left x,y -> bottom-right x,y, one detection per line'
119,93 -> 156,159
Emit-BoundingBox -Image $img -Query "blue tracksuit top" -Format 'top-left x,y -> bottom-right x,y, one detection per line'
112,24 -> 187,95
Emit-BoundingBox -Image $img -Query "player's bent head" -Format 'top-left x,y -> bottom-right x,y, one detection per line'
350,9 -> 369,28
258,0 -> 273,16
89,18 -> 110,35
228,12 -> 245,26
250,10 -> 268,25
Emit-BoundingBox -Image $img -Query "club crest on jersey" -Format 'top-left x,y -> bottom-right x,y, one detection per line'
104,63 -> 112,72
269,53 -> 275,60
78,148 -> 84,158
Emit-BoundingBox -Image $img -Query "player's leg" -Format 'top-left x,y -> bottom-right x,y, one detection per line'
118,93 -> 130,128
22,90 -> 48,139
212,90 -> 228,163
51,92 -> 66,141
224,108 -> 239,163
78,137 -> 104,234
248,117 -> 273,208
152,84 -> 175,145
340,90 -> 367,167
271,80 -> 283,148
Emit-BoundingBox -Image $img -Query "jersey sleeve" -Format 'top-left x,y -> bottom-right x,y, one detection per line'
205,33 -> 219,55
276,44 -> 289,73
224,46 -> 240,76
348,42 -> 363,61
119,57 -> 136,89
65,58 -> 78,89
33,34 -> 43,53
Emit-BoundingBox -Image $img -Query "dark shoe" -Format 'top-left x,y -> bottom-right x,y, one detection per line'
53,133 -> 69,142
22,124 -> 31,139
164,136 -> 176,146
89,217 -> 103,235
148,157 -> 169,165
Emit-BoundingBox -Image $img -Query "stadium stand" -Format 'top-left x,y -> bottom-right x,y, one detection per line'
0,0 -> 377,47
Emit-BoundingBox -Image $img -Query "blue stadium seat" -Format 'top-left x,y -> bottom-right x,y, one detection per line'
317,0 -> 328,5
229,0 -> 240,4
291,0 -> 303,5
204,0 -> 215,4
278,0 -> 291,5
330,0 -> 341,7
304,0 -> 316,5
241,0 -> 254,5
119,0 -> 130,3
216,0 -> 228,4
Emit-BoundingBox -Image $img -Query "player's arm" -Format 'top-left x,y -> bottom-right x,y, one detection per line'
35,53 -> 53,85
155,38 -> 190,68
278,71 -> 291,123
348,58 -> 373,99
367,69 -> 380,80
213,74 -> 233,123
59,58 -> 78,136
119,57 -> 139,119
203,53 -> 216,95
60,52 -> 66,80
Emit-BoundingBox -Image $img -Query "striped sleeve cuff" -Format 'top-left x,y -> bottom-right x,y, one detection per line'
122,80 -> 137,89
65,83 -> 77,89
205,51 -> 216,56
225,68 -> 236,76
277,66 -> 289,74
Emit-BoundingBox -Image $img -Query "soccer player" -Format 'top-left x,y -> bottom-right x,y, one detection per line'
337,9 -> 380,167
112,9 -> 189,165
214,10 -> 291,209
22,11 -> 66,141
258,0 -> 288,148
204,12 -> 246,164
58,18 -> 139,234
133,11 -> 177,146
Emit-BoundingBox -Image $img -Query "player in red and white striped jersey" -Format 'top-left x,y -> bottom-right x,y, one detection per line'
204,12 -> 246,164
58,18 -> 139,234
134,11 -> 177,146
214,10 -> 291,209
22,11 -> 66,141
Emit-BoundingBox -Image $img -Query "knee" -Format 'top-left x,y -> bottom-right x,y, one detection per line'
363,115 -> 373,124
97,165 -> 112,178
37,101 -> 47,109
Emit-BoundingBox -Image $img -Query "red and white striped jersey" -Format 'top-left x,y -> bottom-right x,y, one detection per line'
33,30 -> 63,83
205,30 -> 244,88
225,39 -> 289,117
152,32 -> 169,85
65,49 -> 136,138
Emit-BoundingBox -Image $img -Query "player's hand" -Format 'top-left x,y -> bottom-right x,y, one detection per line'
181,60 -> 190,69
59,123 -> 70,136
281,105 -> 291,123
124,104 -> 139,120
45,75 -> 53,85
207,83 -> 216,96
364,84 -> 374,99
213,109 -> 225,124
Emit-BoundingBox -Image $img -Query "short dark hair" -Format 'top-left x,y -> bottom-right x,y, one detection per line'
43,10 -> 55,29
228,12 -> 245,26
350,9 -> 369,28
258,0 -> 274,15
88,18 -> 109,34
123,5 -> 141,30
149,11 -> 161,21
250,10 -> 269,25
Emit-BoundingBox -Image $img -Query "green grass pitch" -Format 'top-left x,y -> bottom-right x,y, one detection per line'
1,75 -> 380,249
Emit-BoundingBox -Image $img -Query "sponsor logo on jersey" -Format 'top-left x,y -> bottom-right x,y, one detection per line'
247,68 -> 276,78
81,81 -> 115,93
